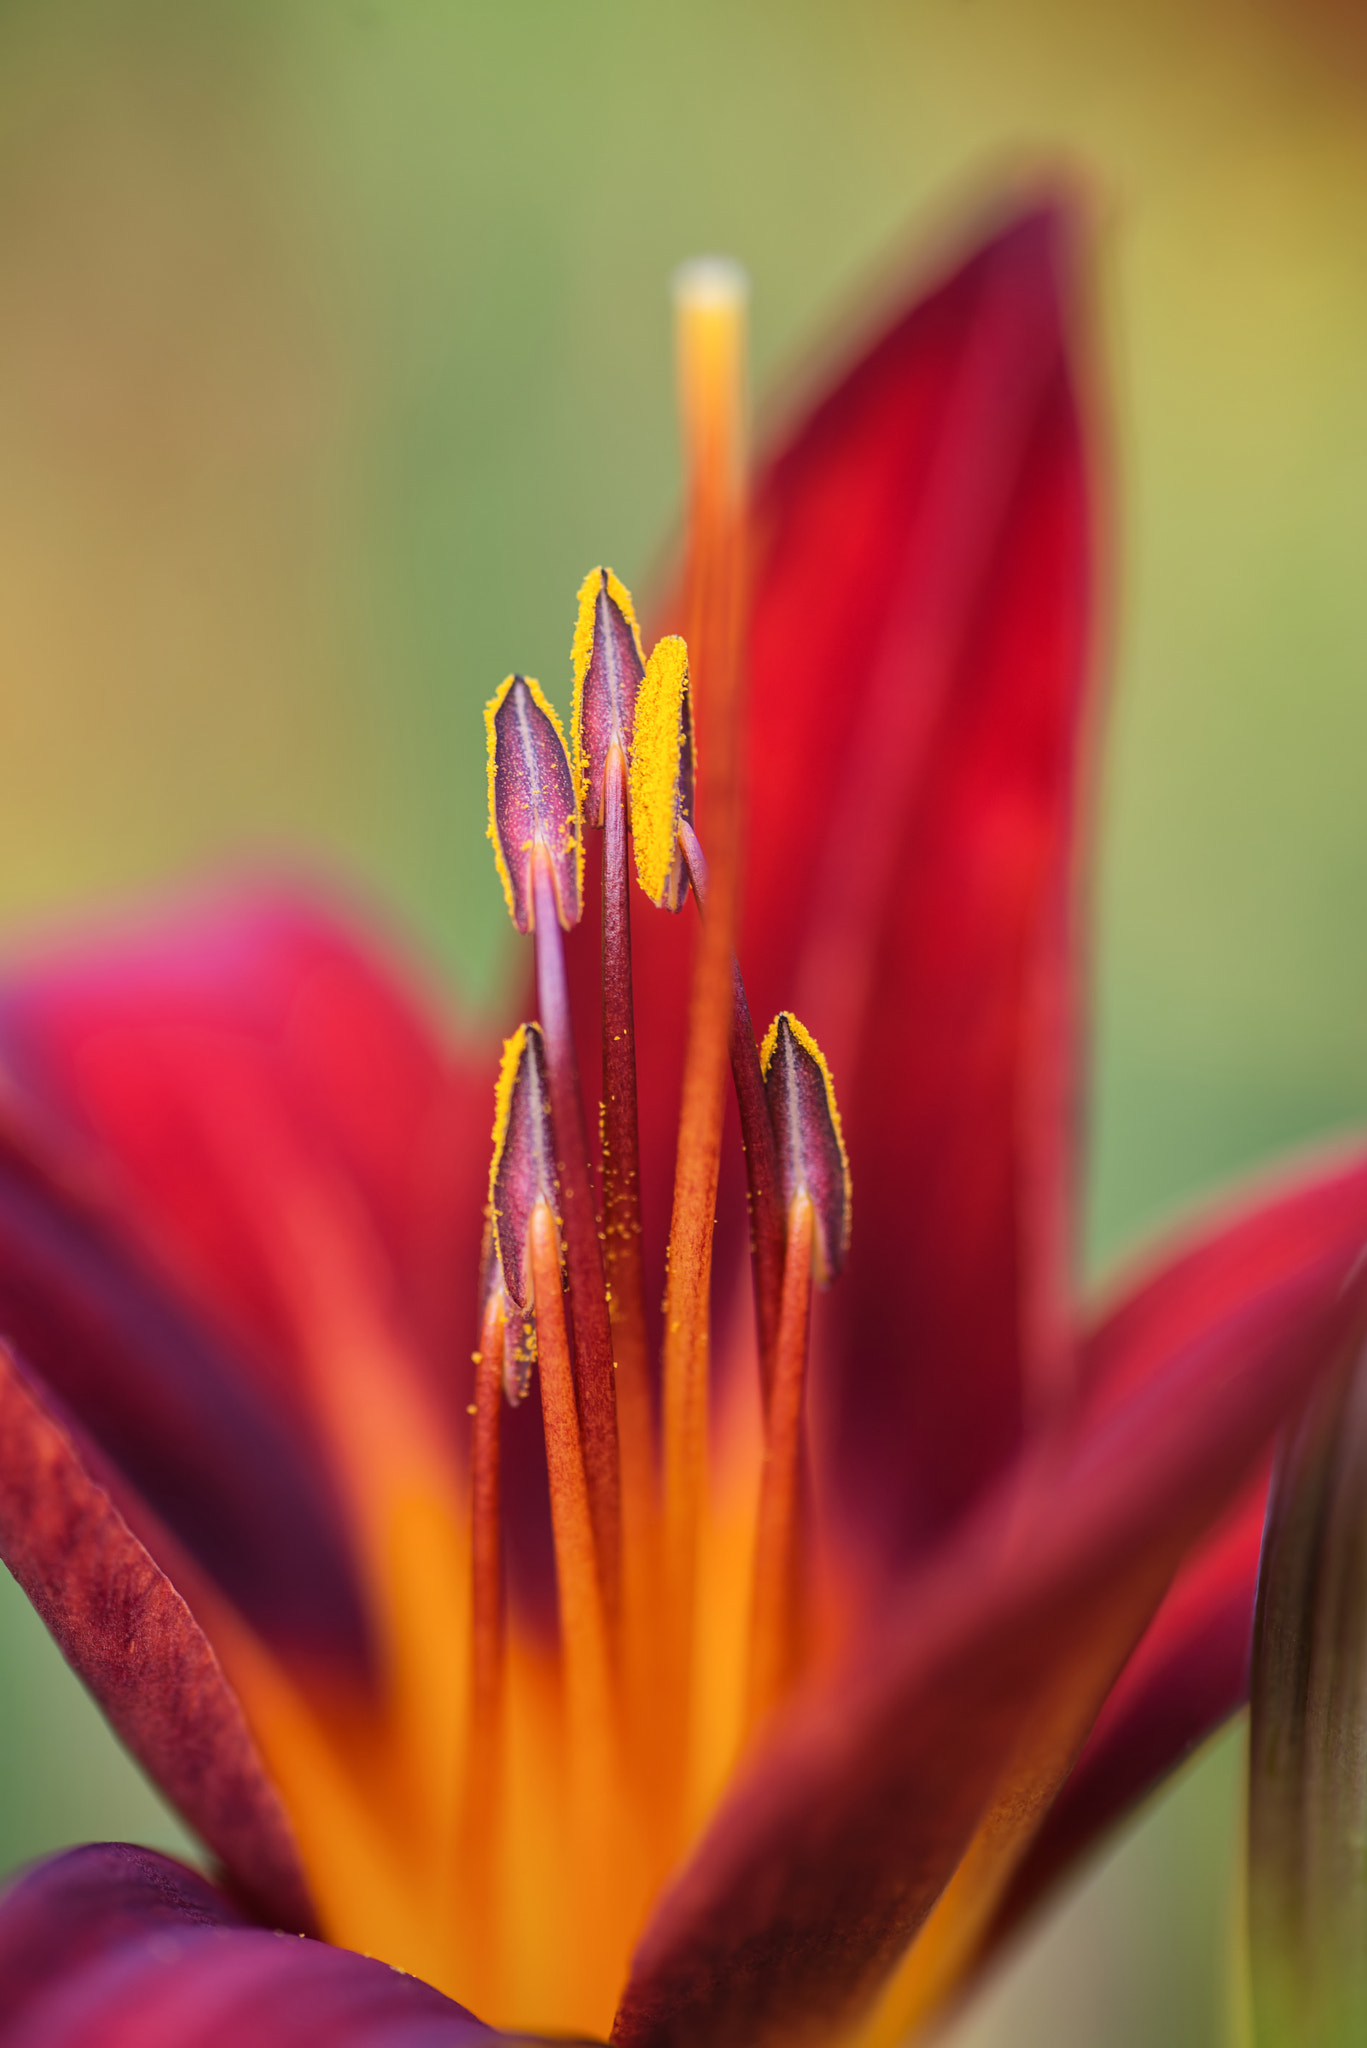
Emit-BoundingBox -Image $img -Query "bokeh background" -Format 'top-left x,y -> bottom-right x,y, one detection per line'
1,2 -> 1365,2041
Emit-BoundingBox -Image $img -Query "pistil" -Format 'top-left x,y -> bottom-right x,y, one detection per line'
659,258 -> 749,1702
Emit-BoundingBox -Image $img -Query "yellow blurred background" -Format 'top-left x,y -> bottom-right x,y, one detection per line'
0,3 -> 1365,2041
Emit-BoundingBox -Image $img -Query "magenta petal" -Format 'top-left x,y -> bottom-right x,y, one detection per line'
0,1846 -> 557,2048
0,1352 -> 315,1934
612,1152 -> 1367,2048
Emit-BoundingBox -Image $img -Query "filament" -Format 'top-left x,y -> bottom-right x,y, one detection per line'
531,850 -> 621,1611
746,1192 -> 815,1732
679,818 -> 787,1403
601,742 -> 656,1531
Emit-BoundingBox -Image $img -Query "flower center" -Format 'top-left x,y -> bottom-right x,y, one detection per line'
462,258 -> 852,2032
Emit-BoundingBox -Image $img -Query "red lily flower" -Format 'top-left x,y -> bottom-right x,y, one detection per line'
0,201 -> 1363,2048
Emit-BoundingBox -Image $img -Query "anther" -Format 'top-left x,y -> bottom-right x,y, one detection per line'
485,675 -> 582,933
572,568 -> 646,829
630,635 -> 694,911
747,1018 -> 848,1729
487,1023 -> 558,1316
761,1012 -> 852,1288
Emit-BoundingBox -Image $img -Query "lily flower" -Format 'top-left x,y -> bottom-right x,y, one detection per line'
0,201 -> 1364,2048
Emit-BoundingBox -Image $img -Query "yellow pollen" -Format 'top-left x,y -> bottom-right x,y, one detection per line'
487,1023 -> 530,1221
629,635 -> 691,907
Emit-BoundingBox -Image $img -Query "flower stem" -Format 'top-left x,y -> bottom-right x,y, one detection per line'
532,851 -> 621,1612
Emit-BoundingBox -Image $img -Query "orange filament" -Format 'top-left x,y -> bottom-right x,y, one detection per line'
661,259 -> 750,1754
527,1196 -> 626,2025
746,1193 -> 815,1732
457,1291 -> 507,2003
528,1202 -> 616,1777
468,1291 -> 506,1783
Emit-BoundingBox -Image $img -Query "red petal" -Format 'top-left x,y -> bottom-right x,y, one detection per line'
612,1149 -> 1367,2048
0,886 -> 491,1416
0,1845 -> 543,2047
587,205 -> 1091,1563
0,1363 -> 314,1933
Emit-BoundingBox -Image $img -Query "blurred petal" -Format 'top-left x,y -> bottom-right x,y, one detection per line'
989,1474 -> 1264,1949
613,1156 -> 1367,2048
0,887 -> 492,1407
974,1153 -> 1367,1945
0,1105 -> 369,1674
0,1846 -> 554,2048
597,204 -> 1091,1565
1246,1338 -> 1367,2044
0,1358 -> 314,1932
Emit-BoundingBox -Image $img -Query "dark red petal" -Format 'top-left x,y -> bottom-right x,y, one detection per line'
987,1475 -> 1264,1952
0,1108 -> 370,1674
982,1148 -> 1367,1944
612,1153 -> 1367,2048
574,205 -> 1091,1562
0,1846 -> 556,2048
0,1363 -> 315,1933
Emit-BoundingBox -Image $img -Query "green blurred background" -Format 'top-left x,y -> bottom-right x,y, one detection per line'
1,1 -> 1365,2040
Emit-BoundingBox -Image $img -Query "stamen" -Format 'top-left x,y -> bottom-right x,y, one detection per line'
747,1015 -> 851,1730
746,1190 -> 815,1731
571,570 -> 655,1566
485,675 -> 582,933
678,820 -> 786,1404
460,1267 -> 507,1990
485,677 -> 621,1606
527,1197 -> 618,1910
659,258 -> 749,1708
631,635 -> 694,912
488,1023 -> 556,1316
470,1275 -> 508,1742
760,1011 -> 852,1289
572,567 -> 645,829
601,741 -> 656,1559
